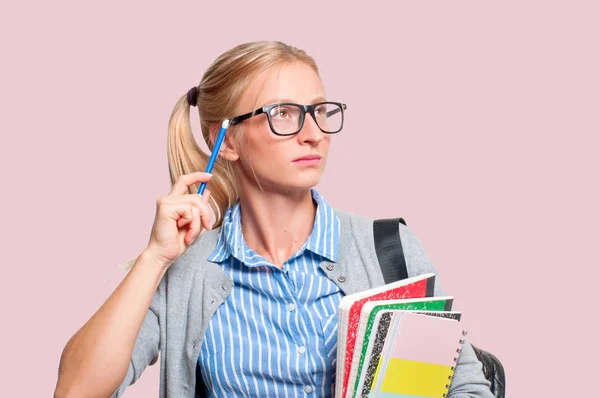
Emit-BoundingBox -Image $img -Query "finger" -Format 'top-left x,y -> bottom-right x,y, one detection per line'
185,207 -> 201,245
178,215 -> 191,229
168,172 -> 213,196
201,212 -> 213,231
178,194 -> 213,226
168,194 -> 214,231
196,200 -> 213,231
173,202 -> 194,228
165,203 -> 194,227
201,189 -> 212,203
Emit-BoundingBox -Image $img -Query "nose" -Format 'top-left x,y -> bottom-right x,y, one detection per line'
296,113 -> 324,145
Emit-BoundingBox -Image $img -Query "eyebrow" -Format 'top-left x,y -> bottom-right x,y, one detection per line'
260,96 -> 327,106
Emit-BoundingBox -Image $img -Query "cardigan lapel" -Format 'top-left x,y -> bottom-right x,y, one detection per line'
318,210 -> 385,295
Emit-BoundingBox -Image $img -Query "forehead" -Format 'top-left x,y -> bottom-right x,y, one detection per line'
239,62 -> 324,112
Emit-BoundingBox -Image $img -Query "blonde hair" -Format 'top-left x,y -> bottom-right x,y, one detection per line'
117,41 -> 319,273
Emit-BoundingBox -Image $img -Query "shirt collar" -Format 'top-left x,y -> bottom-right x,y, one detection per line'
207,189 -> 339,265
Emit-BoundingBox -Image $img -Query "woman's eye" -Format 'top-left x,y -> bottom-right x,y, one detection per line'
272,107 -> 290,118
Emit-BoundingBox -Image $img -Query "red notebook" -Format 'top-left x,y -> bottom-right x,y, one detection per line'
335,273 -> 435,398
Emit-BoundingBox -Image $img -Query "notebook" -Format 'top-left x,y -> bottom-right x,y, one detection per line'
345,299 -> 456,398
335,273 -> 436,398
355,310 -> 462,398
370,311 -> 468,397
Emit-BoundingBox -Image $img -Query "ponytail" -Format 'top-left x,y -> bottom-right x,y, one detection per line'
166,93 -> 238,228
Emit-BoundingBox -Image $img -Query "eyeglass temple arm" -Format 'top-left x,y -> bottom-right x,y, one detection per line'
229,108 -> 267,125
325,104 -> 347,118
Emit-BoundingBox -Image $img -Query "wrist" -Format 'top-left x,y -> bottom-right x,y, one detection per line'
138,247 -> 172,274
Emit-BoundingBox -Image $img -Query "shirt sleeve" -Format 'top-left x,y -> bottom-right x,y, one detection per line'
110,284 -> 162,398
398,223 -> 495,398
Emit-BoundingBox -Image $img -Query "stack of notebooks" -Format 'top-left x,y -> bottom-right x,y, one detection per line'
334,273 -> 467,398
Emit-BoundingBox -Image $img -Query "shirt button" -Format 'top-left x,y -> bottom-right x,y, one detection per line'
337,275 -> 346,283
287,303 -> 296,312
297,346 -> 306,354
303,385 -> 313,394
326,263 -> 334,271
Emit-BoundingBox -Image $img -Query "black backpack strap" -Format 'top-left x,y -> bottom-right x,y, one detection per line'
373,218 -> 408,284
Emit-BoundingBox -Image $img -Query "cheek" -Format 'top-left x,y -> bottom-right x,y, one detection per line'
264,140 -> 292,165
243,128 -> 287,165
248,134 -> 280,156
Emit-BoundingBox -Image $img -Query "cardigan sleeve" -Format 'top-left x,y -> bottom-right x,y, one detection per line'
110,283 -> 162,398
398,223 -> 494,398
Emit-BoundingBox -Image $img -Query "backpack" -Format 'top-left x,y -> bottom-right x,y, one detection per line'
373,218 -> 506,398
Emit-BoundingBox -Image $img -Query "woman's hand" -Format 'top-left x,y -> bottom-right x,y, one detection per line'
144,171 -> 214,271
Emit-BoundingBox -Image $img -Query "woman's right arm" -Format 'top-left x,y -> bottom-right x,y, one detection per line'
54,172 -> 215,398
54,251 -> 166,398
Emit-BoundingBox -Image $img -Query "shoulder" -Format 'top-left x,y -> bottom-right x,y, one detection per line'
334,208 -> 423,249
333,208 -> 415,243
333,208 -> 432,267
333,208 -> 373,235
333,208 -> 379,268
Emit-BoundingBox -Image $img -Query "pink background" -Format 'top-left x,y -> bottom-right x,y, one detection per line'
2,1 -> 598,396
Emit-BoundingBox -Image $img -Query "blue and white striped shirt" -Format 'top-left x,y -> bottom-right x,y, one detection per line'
198,189 -> 343,397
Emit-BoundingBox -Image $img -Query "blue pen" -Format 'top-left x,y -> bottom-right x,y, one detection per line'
198,119 -> 230,195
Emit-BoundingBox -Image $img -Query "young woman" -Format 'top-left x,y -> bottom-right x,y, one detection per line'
55,41 -> 493,398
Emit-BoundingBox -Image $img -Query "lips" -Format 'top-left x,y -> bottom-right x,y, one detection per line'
293,155 -> 321,162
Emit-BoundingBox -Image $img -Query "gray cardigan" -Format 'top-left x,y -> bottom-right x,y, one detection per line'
112,210 -> 493,398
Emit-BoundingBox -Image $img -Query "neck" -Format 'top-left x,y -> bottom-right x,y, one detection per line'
237,185 -> 317,269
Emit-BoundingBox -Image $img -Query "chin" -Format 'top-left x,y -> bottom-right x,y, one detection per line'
293,174 -> 322,190
256,163 -> 325,194
281,170 -> 323,192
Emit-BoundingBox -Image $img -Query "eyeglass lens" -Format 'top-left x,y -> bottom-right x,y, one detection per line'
267,103 -> 343,135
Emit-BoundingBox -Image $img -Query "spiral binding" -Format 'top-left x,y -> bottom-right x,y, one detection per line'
442,330 -> 468,397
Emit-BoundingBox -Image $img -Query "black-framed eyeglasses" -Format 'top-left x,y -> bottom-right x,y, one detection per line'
229,101 -> 347,136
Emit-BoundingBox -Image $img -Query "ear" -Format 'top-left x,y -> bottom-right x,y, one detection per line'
209,122 -> 239,162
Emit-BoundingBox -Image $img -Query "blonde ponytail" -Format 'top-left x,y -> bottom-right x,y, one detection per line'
166,94 -> 237,228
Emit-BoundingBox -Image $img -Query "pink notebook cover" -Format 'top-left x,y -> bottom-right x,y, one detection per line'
391,311 -> 464,366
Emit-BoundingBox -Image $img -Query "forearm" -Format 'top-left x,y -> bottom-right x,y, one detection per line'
55,251 -> 166,397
